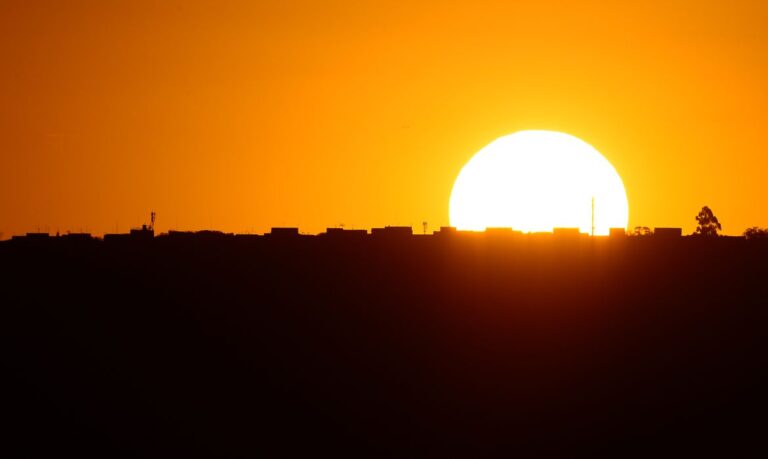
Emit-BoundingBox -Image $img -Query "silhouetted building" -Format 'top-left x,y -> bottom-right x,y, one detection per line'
194,230 -> 231,239
324,228 -> 367,239
609,228 -> 627,237
104,233 -> 131,243
166,230 -> 196,238
62,233 -> 93,242
130,225 -> 154,240
233,234 -> 262,241
553,228 -> 582,238
269,227 -> 300,237
11,233 -> 51,244
371,226 -> 413,238
264,227 -> 299,240
654,227 -> 682,238
163,230 -> 208,240
485,228 -> 524,239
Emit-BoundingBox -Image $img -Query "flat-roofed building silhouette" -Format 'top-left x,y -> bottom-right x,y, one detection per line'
11,232 -> 51,243
371,226 -> 412,237
268,227 -> 300,237
485,227 -> 523,237
609,227 -> 627,237
553,227 -> 582,238
324,228 -> 367,239
62,233 -> 93,242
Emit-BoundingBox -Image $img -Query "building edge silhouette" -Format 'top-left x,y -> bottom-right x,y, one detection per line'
4,224 -> 758,246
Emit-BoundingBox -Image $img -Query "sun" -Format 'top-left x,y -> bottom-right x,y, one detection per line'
449,131 -> 629,235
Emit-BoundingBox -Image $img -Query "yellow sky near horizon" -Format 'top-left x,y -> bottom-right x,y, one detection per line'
1,0 -> 767,237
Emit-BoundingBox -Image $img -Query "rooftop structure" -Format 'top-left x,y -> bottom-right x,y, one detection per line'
324,228 -> 368,238
129,226 -> 154,240
609,228 -> 627,237
371,226 -> 413,237
269,227 -> 300,237
553,227 -> 583,238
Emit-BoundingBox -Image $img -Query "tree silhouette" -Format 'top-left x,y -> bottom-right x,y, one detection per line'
631,226 -> 652,237
744,227 -> 768,240
695,206 -> 721,237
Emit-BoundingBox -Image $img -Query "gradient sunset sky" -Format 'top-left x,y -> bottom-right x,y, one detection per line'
2,0 -> 767,237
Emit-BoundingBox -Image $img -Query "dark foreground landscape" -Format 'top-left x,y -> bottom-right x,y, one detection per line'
3,230 -> 768,456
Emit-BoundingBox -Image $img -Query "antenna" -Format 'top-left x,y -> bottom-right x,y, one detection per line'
422,221 -> 428,235
591,197 -> 595,237
150,211 -> 156,231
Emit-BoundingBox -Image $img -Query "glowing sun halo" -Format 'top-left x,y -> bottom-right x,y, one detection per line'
449,131 -> 629,235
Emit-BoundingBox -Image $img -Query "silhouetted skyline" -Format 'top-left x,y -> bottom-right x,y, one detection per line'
5,221 -> 768,455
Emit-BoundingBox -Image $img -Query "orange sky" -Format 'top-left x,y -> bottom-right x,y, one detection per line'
1,0 -> 767,237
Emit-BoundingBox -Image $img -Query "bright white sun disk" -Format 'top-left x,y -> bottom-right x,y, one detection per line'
449,131 -> 629,235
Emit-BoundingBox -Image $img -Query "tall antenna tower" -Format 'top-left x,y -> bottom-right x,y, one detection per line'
591,197 -> 595,237
422,221 -> 428,235
150,211 -> 156,231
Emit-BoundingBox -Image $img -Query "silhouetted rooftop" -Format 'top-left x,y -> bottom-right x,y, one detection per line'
553,227 -> 583,237
129,227 -> 154,239
371,226 -> 413,237
6,227 -> 760,247
609,228 -> 627,237
269,227 -> 300,237
324,228 -> 367,238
